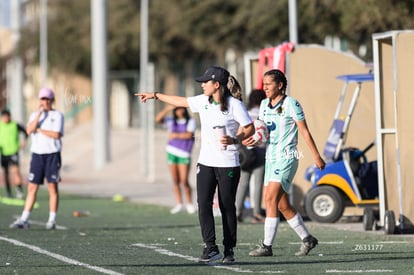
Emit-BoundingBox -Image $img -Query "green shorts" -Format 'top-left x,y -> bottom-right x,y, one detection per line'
167,152 -> 191,165
264,158 -> 298,193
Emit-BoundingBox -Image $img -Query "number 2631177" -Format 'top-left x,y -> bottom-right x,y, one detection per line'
352,244 -> 383,251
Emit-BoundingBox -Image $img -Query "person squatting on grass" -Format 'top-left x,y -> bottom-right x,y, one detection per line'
245,69 -> 326,257
136,66 -> 254,264
0,109 -> 28,199
10,87 -> 64,230
155,105 -> 197,214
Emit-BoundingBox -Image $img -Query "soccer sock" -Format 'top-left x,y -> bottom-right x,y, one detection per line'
263,217 -> 279,246
287,213 -> 309,240
48,212 -> 57,222
16,184 -> 23,192
6,184 -> 12,196
21,210 -> 30,222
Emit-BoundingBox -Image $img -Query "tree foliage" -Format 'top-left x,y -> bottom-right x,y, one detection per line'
21,0 -> 414,76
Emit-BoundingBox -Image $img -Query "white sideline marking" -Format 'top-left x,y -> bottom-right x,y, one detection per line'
0,236 -> 123,275
376,241 -> 412,244
239,241 -> 344,247
289,241 -> 343,245
29,220 -> 68,230
132,243 -> 285,273
12,215 -> 68,230
326,270 -> 393,273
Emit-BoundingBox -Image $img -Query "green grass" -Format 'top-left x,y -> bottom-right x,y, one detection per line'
1,190 -> 414,275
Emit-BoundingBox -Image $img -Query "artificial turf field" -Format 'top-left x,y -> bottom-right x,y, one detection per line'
1,191 -> 413,275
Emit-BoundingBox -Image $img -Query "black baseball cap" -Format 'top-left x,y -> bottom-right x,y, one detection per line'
195,66 -> 230,85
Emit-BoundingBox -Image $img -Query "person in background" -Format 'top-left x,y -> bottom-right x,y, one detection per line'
0,110 -> 28,199
155,105 -> 197,214
136,66 -> 254,264
10,87 -> 64,230
246,69 -> 325,257
235,89 -> 267,223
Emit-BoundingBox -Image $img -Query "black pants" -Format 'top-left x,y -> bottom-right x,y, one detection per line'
196,163 -> 240,249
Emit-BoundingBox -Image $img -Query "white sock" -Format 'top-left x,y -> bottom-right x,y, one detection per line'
21,211 -> 30,222
263,217 -> 279,246
287,213 -> 309,240
48,212 -> 57,222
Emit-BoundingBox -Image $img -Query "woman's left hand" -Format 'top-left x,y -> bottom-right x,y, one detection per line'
315,155 -> 326,170
221,135 -> 236,146
242,136 -> 257,147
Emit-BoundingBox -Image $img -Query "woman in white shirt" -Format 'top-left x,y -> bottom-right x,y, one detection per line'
136,66 -> 254,264
10,87 -> 64,230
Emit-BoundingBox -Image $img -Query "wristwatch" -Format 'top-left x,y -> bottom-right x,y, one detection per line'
232,137 -> 239,145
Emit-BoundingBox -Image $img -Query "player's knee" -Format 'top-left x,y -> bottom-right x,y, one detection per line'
264,194 -> 276,207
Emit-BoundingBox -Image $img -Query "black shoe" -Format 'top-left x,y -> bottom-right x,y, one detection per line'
198,245 -> 222,262
222,247 -> 235,263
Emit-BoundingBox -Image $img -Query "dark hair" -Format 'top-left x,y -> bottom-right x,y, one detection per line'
264,69 -> 288,93
208,75 -> 243,112
247,89 -> 266,110
1,109 -> 10,116
173,107 -> 190,126
227,75 -> 243,102
264,69 -> 287,113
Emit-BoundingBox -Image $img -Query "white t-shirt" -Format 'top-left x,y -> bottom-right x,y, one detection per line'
29,110 -> 64,154
187,94 -> 252,167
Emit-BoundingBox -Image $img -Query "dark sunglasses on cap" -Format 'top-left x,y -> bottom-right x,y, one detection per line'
40,97 -> 51,101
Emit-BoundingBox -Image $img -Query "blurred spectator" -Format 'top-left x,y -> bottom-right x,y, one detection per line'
155,105 -> 197,214
0,109 -> 28,198
10,87 -> 64,230
235,89 -> 266,223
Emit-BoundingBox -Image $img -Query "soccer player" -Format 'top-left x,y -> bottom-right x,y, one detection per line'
155,105 -> 197,214
10,87 -> 64,230
0,110 -> 28,199
246,69 -> 325,257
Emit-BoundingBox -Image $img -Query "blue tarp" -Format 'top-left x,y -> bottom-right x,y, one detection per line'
336,73 -> 374,83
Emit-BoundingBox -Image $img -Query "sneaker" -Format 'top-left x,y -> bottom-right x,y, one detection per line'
46,221 -> 56,230
16,189 -> 24,200
186,204 -> 196,214
222,248 -> 235,263
251,214 -> 265,224
295,235 -> 318,256
9,219 -> 30,229
249,243 -> 273,256
170,204 -> 184,214
198,245 -> 222,262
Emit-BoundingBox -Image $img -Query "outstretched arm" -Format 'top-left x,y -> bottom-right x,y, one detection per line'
297,119 -> 325,170
135,92 -> 189,107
